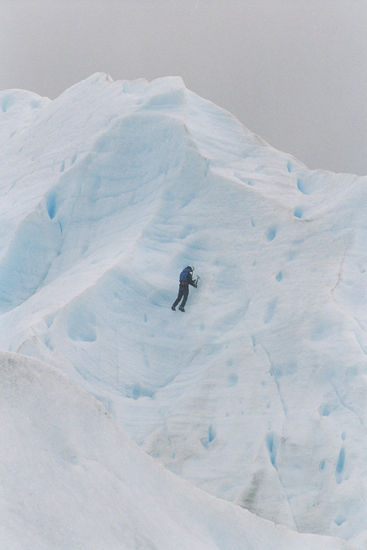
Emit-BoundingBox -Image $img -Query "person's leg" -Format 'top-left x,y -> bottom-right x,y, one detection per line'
180,286 -> 189,308
172,286 -> 184,309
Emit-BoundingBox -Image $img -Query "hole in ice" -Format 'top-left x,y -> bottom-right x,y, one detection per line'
319,400 -> 338,417
336,448 -> 345,473
297,178 -> 310,194
266,432 -> 277,468
335,515 -> 346,526
208,425 -> 216,443
44,336 -> 54,350
275,271 -> 283,282
126,384 -> 155,400
335,447 -> 346,483
293,207 -> 303,219
46,191 -> 57,220
201,425 -> 216,448
266,226 -> 277,242
319,404 -> 332,416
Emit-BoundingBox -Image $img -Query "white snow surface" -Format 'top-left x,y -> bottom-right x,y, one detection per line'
0,351 -> 350,550
0,73 -> 366,548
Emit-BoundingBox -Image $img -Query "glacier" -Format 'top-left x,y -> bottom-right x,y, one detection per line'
0,351 -> 350,550
0,73 -> 366,549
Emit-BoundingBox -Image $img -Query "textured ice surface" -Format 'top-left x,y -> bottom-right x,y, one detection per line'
0,73 -> 366,548
0,351 -> 352,550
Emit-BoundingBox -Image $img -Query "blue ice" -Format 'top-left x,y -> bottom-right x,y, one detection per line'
201,425 -> 216,448
266,432 -> 277,468
335,447 -> 345,483
266,226 -> 277,242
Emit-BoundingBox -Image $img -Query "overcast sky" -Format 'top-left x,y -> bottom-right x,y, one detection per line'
1,0 -> 367,175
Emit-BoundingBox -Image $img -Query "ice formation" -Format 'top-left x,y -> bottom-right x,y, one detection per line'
0,73 -> 366,548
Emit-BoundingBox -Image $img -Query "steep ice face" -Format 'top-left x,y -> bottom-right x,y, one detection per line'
0,73 -> 367,545
0,351 -> 353,550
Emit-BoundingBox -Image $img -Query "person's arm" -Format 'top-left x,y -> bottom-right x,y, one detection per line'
188,273 -> 197,287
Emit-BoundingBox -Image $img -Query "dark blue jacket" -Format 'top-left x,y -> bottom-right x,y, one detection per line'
179,267 -> 195,286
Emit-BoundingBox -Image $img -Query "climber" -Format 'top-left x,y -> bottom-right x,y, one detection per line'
171,266 -> 197,312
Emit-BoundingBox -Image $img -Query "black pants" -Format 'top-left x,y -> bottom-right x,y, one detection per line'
172,283 -> 189,308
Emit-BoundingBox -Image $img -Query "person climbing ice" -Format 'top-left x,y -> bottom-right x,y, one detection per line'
171,266 -> 198,312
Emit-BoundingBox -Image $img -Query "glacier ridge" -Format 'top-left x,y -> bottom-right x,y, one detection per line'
1,73 -> 367,547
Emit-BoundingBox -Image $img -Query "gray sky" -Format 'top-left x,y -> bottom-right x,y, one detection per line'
1,0 -> 367,175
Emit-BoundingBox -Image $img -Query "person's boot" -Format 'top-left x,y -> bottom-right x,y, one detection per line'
179,306 -> 185,312
171,305 -> 176,311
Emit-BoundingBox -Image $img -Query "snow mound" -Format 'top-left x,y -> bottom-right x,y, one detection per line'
0,351 -> 352,550
1,73 -> 367,546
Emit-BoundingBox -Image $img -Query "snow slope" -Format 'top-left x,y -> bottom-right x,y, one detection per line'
1,351 -> 352,550
0,73 -> 367,547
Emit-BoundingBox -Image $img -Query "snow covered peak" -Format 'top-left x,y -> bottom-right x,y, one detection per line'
0,75 -> 366,549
